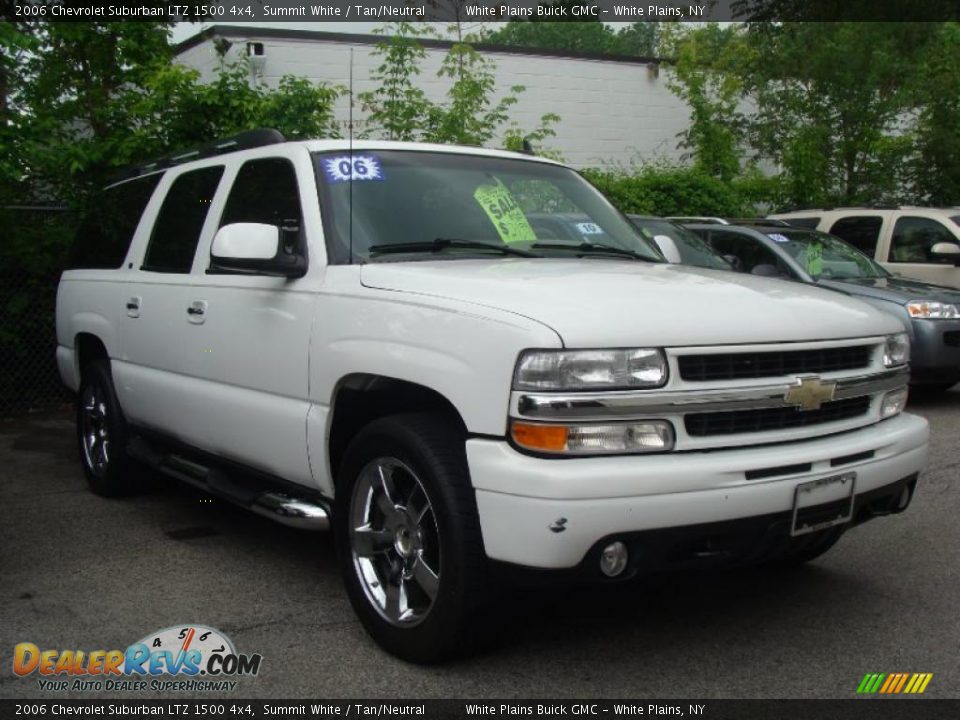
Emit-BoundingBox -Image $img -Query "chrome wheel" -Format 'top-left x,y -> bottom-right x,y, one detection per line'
80,383 -> 110,477
349,457 -> 441,627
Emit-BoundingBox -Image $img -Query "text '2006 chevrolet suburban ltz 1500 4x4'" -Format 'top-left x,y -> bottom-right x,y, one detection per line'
56,130 -> 929,662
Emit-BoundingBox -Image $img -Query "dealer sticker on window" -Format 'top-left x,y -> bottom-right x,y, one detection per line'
473,178 -> 537,244
575,222 -> 603,235
322,155 -> 385,184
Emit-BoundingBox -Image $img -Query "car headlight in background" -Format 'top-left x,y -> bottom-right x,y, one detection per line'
514,348 -> 667,391
511,420 -> 675,455
883,333 -> 910,367
906,301 -> 960,319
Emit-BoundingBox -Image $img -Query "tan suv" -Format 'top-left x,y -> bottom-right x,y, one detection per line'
769,207 -> 960,288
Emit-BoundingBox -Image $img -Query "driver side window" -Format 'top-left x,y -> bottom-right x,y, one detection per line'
707,231 -> 794,278
889,217 -> 959,263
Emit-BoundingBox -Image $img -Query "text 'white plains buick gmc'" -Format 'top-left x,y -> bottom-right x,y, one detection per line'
56,131 -> 929,661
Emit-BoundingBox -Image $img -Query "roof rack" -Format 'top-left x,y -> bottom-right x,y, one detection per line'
112,128 -> 286,183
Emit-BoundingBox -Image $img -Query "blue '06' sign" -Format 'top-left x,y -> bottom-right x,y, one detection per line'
322,155 -> 385,183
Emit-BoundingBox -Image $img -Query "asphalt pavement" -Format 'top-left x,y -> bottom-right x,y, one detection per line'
1,392 -> 958,699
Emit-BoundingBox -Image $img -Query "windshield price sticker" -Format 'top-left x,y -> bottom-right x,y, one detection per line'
768,233 -> 790,243
576,222 -> 603,235
322,155 -> 385,184
805,243 -> 824,274
473,179 -> 537,244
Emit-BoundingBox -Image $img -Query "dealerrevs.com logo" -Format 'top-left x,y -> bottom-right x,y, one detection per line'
13,625 -> 262,693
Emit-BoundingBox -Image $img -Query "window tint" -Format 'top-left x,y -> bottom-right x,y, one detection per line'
889,216 -> 960,263
221,158 -> 302,229
828,216 -> 882,256
142,166 -> 224,273
66,174 -> 162,269
783,217 -> 821,229
704,230 -> 795,278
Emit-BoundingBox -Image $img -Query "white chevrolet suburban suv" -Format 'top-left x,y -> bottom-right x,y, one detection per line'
57,130 -> 929,662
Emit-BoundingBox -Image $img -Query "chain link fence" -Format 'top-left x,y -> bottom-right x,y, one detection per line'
1,206 -> 76,417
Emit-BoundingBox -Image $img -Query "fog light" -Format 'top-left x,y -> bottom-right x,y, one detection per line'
897,484 -> 912,510
881,387 -> 908,418
600,541 -> 628,577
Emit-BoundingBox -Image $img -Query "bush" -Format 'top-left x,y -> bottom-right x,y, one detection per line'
582,166 -> 749,217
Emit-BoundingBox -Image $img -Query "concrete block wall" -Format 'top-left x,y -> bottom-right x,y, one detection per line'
175,29 -> 693,169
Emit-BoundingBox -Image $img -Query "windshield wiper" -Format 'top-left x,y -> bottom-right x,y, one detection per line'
532,241 -> 652,261
369,238 -> 539,258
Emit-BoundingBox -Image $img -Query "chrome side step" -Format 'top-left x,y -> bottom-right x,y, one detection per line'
126,436 -> 330,531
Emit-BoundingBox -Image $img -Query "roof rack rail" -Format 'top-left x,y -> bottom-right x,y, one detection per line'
112,128 -> 286,183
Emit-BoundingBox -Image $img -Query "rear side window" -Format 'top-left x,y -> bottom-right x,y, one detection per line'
784,217 -> 821,229
828,216 -> 883,256
66,174 -> 162,269
143,166 -> 224,273
220,158 -> 302,229
889,216 -> 959,263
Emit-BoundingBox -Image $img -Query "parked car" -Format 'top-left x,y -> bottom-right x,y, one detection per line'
628,215 -> 733,270
57,130 -> 928,662
684,223 -> 960,390
769,207 -> 960,288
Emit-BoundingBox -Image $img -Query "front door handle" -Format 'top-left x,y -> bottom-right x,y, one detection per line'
187,300 -> 208,324
126,297 -> 141,318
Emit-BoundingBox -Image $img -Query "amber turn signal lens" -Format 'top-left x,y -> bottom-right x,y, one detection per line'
511,421 -> 569,452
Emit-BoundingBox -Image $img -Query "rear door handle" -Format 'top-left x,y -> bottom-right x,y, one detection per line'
187,300 -> 208,324
126,297 -> 141,318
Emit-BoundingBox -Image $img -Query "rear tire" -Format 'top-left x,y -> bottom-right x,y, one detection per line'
334,413 -> 488,663
76,360 -> 137,497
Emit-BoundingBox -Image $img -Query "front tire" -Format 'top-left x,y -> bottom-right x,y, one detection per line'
334,413 -> 487,663
76,360 -> 136,497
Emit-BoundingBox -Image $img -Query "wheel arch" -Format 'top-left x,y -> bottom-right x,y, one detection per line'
326,373 -> 467,488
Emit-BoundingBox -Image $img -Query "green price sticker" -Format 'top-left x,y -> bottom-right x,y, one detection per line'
473,179 -> 536,244
806,243 -> 824,275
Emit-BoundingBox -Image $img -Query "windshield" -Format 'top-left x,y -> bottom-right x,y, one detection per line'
764,229 -> 889,279
631,217 -> 733,270
313,151 -> 662,263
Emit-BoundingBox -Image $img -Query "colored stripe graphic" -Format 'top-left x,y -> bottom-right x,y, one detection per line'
858,673 -> 932,694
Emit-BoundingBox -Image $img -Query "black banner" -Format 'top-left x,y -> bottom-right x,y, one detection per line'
1,700 -> 959,720
7,0 -> 960,23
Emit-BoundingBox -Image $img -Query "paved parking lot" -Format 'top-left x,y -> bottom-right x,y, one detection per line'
2,393 -> 958,700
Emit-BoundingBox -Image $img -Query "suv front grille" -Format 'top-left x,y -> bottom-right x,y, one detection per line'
684,396 -> 871,437
678,345 -> 873,381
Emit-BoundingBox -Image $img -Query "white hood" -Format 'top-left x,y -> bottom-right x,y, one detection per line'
361,259 -> 902,347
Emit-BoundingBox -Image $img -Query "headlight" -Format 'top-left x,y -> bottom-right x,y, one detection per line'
906,301 -> 960,319
511,420 -> 675,455
514,348 -> 667,391
883,333 -> 910,367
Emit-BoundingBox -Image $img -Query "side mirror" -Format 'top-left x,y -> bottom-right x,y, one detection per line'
652,234 -> 682,263
930,241 -> 960,266
210,223 -> 306,278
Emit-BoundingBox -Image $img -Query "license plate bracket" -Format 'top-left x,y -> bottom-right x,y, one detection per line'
791,472 -> 856,537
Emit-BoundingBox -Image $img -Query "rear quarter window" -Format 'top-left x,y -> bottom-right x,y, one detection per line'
783,217 -> 821,229
827,216 -> 883,257
66,173 -> 163,270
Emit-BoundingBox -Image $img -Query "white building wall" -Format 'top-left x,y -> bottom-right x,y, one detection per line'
175,30 -> 693,169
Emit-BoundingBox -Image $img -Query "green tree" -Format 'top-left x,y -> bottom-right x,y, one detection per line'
358,22 -> 433,141
486,13 -> 659,57
911,22 -> 960,205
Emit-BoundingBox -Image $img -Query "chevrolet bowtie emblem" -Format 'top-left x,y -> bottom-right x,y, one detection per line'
785,376 -> 837,411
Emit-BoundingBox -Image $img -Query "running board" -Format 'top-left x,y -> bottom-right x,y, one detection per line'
126,436 -> 330,531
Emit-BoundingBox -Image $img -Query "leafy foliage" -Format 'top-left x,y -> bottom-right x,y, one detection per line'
665,21 -> 960,209
359,22 -> 561,153
583,167 -> 748,217
485,10 -> 659,57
